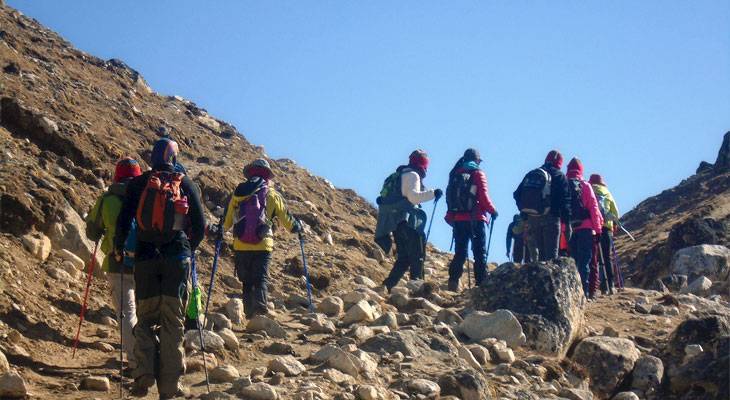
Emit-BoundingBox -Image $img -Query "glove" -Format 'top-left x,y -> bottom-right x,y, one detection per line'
291,219 -> 303,234
433,189 -> 443,201
593,233 -> 601,244
491,211 -> 499,220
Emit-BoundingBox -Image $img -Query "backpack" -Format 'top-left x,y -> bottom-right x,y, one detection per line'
379,171 -> 402,200
85,193 -> 110,242
233,177 -> 271,244
446,170 -> 476,213
136,171 -> 186,243
517,168 -> 551,216
595,191 -> 617,223
568,179 -> 591,226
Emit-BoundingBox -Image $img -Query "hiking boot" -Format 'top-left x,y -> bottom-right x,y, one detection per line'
447,280 -> 459,292
130,374 -> 155,397
159,384 -> 190,399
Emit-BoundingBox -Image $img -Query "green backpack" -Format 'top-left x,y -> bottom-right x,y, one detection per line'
379,171 -> 403,200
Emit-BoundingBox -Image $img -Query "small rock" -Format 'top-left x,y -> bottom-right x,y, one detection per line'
354,275 -> 377,289
458,310 -> 526,347
58,249 -> 85,270
39,116 -> 58,134
184,330 -> 225,352
80,376 -> 110,391
309,314 -> 336,334
186,352 -> 218,372
101,316 -> 117,327
48,267 -> 74,282
491,342 -> 515,364
217,328 -> 239,350
324,368 -> 355,385
342,300 -> 375,325
92,342 -> 115,352
603,326 -> 619,337
268,372 -> 285,385
342,291 -> 370,308
268,355 -> 306,376
559,388 -> 594,400
388,293 -> 411,310
210,365 -> 240,383
650,304 -> 666,315
0,372 -> 28,398
237,382 -> 279,400
263,342 -> 294,355
225,298 -> 245,325
634,300 -> 652,314
356,385 -> 379,400
407,379 -> 440,396
318,296 -> 344,317
681,276 -> 713,297
458,345 -> 483,371
611,392 -> 640,400
0,351 -> 9,374
436,308 -> 463,326
631,355 -> 663,391
207,312 -> 232,331
372,312 -> 399,330
247,315 -> 287,338
467,344 -> 491,365
348,326 -> 375,343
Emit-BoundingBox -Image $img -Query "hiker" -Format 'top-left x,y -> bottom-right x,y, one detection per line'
565,158 -> 603,298
506,214 -> 529,263
589,174 -> 621,295
444,148 -> 498,290
375,150 -> 441,291
115,137 -> 206,399
84,157 -> 141,374
222,158 -> 301,318
513,150 -> 571,262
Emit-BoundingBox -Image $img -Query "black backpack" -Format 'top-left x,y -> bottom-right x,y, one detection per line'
516,168 -> 551,216
446,170 -> 476,213
568,179 -> 591,226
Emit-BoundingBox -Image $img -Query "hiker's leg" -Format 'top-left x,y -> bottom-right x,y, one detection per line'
571,230 -> 592,296
406,228 -> 425,281
447,222 -> 469,286
107,272 -> 137,368
234,252 -> 256,318
132,260 -> 162,380
525,217 -> 541,262
588,240 -> 600,297
601,228 -> 615,291
251,251 -> 272,316
513,237 -> 524,263
471,221 -> 488,286
542,215 -> 561,261
383,223 -> 411,289
157,256 -> 188,396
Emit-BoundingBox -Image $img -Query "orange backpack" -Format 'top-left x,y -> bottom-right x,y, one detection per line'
136,171 -> 186,243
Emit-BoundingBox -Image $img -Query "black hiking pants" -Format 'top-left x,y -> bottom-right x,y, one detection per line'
599,227 -> 615,291
234,251 -> 272,318
383,222 -> 424,289
448,220 -> 488,286
512,236 -> 528,263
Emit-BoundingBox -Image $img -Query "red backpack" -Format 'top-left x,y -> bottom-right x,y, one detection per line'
136,171 -> 187,243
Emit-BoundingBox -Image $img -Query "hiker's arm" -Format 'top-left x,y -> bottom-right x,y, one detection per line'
183,177 -> 206,249
506,223 -> 513,253
474,170 -> 497,215
584,183 -> 604,233
608,192 -> 620,223
223,196 -> 238,231
272,192 -> 296,232
400,171 -> 435,205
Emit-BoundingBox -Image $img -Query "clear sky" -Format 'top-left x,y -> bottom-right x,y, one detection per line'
10,1 -> 729,262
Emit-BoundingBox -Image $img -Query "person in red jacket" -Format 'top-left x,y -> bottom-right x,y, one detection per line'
445,148 -> 498,291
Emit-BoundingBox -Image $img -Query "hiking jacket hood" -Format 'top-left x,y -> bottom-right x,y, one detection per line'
567,169 -> 604,233
223,183 -> 296,252
591,183 -> 620,231
445,161 -> 497,224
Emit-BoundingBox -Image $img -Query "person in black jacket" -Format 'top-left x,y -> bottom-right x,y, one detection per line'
115,137 -> 205,399
513,150 -> 571,261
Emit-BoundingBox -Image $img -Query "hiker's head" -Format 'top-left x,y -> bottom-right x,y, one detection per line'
244,158 -> 273,180
589,174 -> 606,186
567,157 -> 584,175
408,149 -> 429,175
545,150 -> 564,169
463,148 -> 482,164
156,126 -> 170,138
114,157 -> 142,183
151,137 -> 179,168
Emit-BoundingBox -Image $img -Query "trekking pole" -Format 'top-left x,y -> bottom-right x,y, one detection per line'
425,198 -> 439,245
298,232 -> 316,313
190,255 -> 211,393
119,268 -> 124,398
72,241 -> 100,358
202,229 -> 223,331
485,216 -> 496,266
449,233 -> 455,252
611,241 -> 625,290
618,222 -> 635,241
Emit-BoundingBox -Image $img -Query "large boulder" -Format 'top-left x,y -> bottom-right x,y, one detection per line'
0,372 -> 27,398
471,259 -> 585,356
47,204 -> 102,267
572,336 -> 640,398
457,309 -> 526,347
631,355 -> 664,392
360,330 -> 429,357
671,245 -> 730,282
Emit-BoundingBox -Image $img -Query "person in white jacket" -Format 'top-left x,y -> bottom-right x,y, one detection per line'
381,150 -> 442,290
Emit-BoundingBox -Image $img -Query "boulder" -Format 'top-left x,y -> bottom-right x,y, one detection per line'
407,379 -> 440,397
247,315 -> 287,338
371,312 -> 398,330
0,351 -> 8,374
21,232 -> 51,261
317,296 -> 344,317
80,376 -> 110,391
206,312 -> 232,331
354,275 -> 377,288
210,365 -> 240,383
356,385 -> 379,400
310,345 -> 341,363
467,344 -> 491,366
611,392 -> 639,400
631,355 -> 663,392
572,336 -> 640,397
438,369 -> 493,400
309,313 -> 336,334
472,260 -> 585,356
681,276 -> 713,297
268,355 -> 306,376
0,372 -> 27,398
184,330 -> 225,353
237,382 -> 279,400
457,310 -> 526,347
457,345 -> 483,371
217,328 -> 239,350
342,300 -> 375,325
48,205 -> 101,268
58,248 -> 85,271
361,330 -> 428,357
671,245 -> 730,282
224,298 -> 245,325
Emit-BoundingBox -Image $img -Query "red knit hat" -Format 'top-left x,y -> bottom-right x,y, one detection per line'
567,157 -> 584,175
589,174 -> 606,186
114,157 -> 142,183
545,150 -> 564,169
243,158 -> 273,180
408,149 -> 429,172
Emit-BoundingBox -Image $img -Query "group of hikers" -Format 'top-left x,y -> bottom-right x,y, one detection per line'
375,148 -> 623,298
80,131 -> 623,399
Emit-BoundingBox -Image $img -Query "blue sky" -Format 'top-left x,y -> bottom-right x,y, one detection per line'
10,1 -> 729,262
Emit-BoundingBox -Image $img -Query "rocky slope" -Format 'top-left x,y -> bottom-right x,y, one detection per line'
0,4 -> 728,400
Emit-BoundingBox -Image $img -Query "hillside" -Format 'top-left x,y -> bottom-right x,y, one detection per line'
0,4 -> 728,400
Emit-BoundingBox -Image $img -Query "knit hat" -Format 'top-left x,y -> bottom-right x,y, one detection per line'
567,157 -> 584,175
113,157 -> 142,183
244,158 -> 273,180
408,149 -> 430,172
463,148 -> 481,163
589,174 -> 606,186
545,150 -> 564,169
151,137 -> 179,167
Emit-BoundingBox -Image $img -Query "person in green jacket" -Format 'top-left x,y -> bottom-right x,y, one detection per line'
589,174 -> 620,295
85,157 -> 142,372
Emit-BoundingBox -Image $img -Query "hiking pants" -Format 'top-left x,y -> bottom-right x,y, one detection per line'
448,221 -> 488,286
234,251 -> 272,318
589,240 -> 601,296
383,222 -> 425,289
133,244 -> 189,397
512,236 -> 528,264
569,229 -> 593,297
599,228 -> 615,291
525,215 -> 561,262
107,272 -> 137,369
